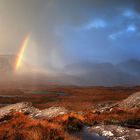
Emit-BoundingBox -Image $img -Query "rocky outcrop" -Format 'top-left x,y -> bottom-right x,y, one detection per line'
0,102 -> 69,120
0,102 -> 41,119
0,92 -> 139,140
93,92 -> 140,113
40,107 -> 69,118
118,92 -> 140,108
88,125 -> 140,140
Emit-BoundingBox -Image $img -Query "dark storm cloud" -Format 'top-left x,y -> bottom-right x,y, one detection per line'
133,0 -> 140,13
51,0 -> 139,63
48,0 -> 136,25
1,0 -> 140,85
0,0 -> 140,69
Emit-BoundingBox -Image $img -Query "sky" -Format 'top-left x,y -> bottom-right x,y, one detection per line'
0,0 -> 140,71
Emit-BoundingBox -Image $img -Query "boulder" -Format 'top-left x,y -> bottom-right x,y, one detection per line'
118,92 -> 140,108
40,106 -> 69,118
0,102 -> 69,120
88,125 -> 140,140
0,102 -> 41,119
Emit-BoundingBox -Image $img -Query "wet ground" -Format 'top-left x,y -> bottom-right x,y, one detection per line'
72,127 -> 107,140
0,85 -> 139,110
0,89 -> 68,107
72,125 -> 140,140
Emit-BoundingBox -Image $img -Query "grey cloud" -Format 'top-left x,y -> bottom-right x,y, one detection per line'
133,0 -> 140,13
0,0 -> 140,70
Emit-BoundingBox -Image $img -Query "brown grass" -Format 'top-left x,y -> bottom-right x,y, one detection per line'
83,108 -> 140,125
0,107 -> 139,140
0,86 -> 140,139
0,112 -> 83,140
0,86 -> 140,110
0,112 -> 64,140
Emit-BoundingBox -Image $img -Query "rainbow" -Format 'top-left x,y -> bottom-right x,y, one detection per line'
15,34 -> 30,71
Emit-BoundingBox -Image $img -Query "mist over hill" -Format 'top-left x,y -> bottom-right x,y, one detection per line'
117,59 -> 140,76
62,60 -> 140,86
0,55 -> 15,74
0,55 -> 140,86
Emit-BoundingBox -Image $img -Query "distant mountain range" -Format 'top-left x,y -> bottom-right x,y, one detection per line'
117,59 -> 140,76
0,55 -> 140,86
62,60 -> 140,86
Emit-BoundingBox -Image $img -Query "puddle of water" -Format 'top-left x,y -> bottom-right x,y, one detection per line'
71,127 -> 107,140
31,90 -> 67,96
0,103 -> 10,106
31,90 -> 52,94
56,92 -> 68,96
0,95 -> 23,98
